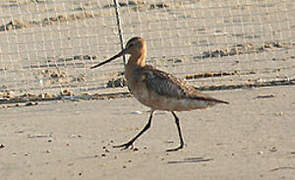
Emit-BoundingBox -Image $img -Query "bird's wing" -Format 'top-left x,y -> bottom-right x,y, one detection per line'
140,65 -> 229,104
141,65 -> 192,98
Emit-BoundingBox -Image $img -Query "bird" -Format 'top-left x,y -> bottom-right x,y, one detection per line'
91,37 -> 229,152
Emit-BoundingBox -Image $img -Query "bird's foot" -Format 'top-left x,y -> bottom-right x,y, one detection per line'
166,144 -> 183,152
113,142 -> 134,150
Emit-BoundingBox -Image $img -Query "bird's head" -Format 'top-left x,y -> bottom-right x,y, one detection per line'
90,37 -> 146,69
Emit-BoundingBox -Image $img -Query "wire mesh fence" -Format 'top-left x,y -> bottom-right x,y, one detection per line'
0,0 -> 294,104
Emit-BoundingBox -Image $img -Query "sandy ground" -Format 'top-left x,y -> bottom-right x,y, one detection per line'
0,86 -> 294,180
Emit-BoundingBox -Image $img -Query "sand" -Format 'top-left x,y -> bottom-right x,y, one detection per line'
1,86 -> 295,179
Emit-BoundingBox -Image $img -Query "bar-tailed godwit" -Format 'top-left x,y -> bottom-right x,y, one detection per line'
91,37 -> 229,151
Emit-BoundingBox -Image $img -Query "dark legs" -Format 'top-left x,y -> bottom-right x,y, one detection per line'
113,110 -> 184,152
113,111 -> 154,150
166,111 -> 184,152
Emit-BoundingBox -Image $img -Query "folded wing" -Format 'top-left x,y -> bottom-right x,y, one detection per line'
142,65 -> 229,104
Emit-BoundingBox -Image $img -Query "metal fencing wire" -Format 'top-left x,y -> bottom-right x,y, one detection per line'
0,0 -> 294,103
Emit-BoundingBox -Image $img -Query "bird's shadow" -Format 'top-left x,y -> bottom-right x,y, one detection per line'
167,157 -> 214,164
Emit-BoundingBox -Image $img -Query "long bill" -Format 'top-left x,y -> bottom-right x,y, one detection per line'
90,49 -> 126,69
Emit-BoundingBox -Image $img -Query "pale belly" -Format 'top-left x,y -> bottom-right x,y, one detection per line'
130,84 -> 214,111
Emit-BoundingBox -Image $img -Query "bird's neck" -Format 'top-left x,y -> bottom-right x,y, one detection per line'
125,52 -> 146,82
127,51 -> 146,68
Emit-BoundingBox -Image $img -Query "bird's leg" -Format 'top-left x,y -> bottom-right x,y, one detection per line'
166,111 -> 184,152
113,111 -> 154,150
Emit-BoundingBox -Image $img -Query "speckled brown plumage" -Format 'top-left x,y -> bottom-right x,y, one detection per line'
140,65 -> 228,103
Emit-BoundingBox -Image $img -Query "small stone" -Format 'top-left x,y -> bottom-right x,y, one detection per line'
0,144 -> 5,149
269,146 -> 277,152
257,151 -> 263,155
61,89 -> 73,96
104,148 -> 110,153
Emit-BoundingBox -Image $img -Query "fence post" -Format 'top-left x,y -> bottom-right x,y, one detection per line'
113,0 -> 126,66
